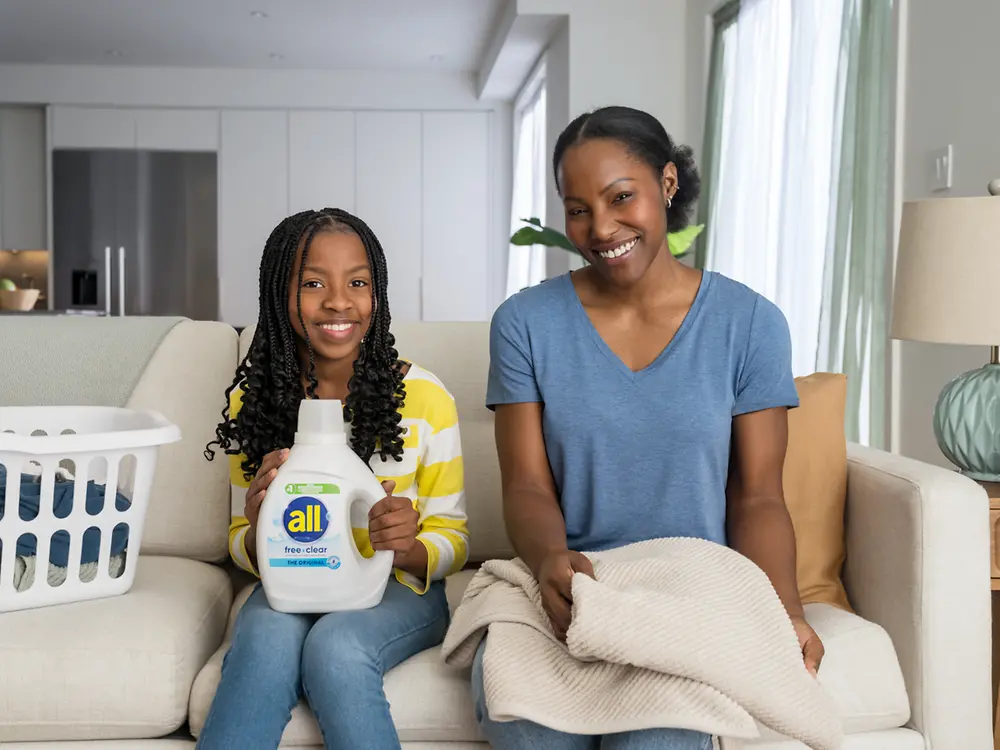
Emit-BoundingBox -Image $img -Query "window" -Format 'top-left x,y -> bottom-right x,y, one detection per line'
506,62 -> 547,298
700,0 -> 894,446
703,0 -> 845,378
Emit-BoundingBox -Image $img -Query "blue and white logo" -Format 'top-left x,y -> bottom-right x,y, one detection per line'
282,496 -> 328,543
326,556 -> 341,570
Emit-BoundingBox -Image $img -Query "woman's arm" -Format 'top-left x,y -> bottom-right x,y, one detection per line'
495,403 -> 568,577
496,402 -> 593,640
726,406 -> 824,673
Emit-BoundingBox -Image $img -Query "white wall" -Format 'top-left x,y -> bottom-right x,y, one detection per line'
543,20 -> 571,279
892,0 -> 1000,467
519,0 -> 689,142
517,0 -> 689,278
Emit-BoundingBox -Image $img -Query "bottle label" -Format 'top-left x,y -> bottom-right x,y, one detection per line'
266,491 -> 343,570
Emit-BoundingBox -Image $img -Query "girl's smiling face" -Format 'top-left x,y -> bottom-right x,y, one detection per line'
558,137 -> 677,287
287,229 -> 373,364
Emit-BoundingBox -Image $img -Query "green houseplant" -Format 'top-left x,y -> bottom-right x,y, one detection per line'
510,218 -> 705,259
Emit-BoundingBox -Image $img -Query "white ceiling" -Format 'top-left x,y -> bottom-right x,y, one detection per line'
0,0 -> 506,71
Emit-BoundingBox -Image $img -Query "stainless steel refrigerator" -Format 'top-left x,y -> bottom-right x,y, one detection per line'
51,149 -> 218,320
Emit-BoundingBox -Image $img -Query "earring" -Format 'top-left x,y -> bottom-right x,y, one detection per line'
666,196 -> 673,209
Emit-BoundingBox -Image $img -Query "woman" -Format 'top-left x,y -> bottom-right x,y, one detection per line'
201,208 -> 468,749
476,106 -> 822,749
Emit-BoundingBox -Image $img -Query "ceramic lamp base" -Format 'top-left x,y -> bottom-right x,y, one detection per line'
934,363 -> 1000,482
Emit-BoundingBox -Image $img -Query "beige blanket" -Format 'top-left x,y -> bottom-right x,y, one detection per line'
442,538 -> 843,750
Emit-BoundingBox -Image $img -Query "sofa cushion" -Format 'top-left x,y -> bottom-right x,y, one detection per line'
190,573 -> 908,746
755,602 -> 910,739
786,373 -> 851,610
127,321 -> 238,562
0,556 -> 232,742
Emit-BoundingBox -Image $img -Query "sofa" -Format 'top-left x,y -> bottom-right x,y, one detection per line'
0,316 -> 993,749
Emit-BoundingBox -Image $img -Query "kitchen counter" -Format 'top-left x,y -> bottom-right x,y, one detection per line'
0,309 -> 107,316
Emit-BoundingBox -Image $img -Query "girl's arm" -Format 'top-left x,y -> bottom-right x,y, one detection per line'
228,452 -> 258,576
402,390 -> 469,594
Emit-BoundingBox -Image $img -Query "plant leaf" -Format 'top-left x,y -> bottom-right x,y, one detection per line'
667,224 -> 705,257
521,217 -> 543,227
510,225 -> 576,252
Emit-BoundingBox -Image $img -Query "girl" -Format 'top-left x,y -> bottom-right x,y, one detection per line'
202,208 -> 469,750
477,106 -> 822,749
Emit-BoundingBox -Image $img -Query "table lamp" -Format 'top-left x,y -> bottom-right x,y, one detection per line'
891,180 -> 1000,480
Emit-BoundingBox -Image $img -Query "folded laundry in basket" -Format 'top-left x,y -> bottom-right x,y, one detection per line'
0,465 -> 132,566
10,551 -> 128,592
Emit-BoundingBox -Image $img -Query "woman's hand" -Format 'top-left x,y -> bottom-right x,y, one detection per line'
536,550 -> 595,641
368,480 -> 421,566
791,614 -> 825,676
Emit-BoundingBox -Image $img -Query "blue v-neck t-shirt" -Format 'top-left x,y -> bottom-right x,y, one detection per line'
485,271 -> 799,553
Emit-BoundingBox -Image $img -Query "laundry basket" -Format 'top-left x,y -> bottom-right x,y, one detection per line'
0,406 -> 180,612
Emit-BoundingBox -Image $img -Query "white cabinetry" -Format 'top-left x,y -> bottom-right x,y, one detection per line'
0,107 -> 47,249
356,112 -> 423,323
288,111 -> 355,214
219,110 -> 288,326
421,112 -> 491,322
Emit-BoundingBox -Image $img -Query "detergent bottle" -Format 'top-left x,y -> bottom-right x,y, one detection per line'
257,398 -> 394,614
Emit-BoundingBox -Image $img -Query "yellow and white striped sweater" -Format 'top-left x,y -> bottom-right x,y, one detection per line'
228,363 -> 469,594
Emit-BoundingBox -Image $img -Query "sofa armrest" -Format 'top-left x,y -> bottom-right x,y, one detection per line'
843,444 -> 992,747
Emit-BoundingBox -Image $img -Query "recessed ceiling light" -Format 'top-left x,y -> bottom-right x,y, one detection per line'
250,10 -> 269,18
269,52 -> 285,60
105,49 -> 124,57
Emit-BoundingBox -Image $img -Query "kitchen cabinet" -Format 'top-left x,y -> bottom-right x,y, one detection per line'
355,112 -> 423,323
219,110 -> 289,326
421,112 -> 491,322
289,111 -> 355,214
50,106 -> 137,149
0,106 -> 47,250
135,109 -> 219,151
51,106 -> 219,152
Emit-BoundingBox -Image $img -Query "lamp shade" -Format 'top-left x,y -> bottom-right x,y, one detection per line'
891,195 -> 1000,346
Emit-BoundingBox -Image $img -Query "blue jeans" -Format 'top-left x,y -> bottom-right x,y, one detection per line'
197,579 -> 450,750
472,641 -> 713,750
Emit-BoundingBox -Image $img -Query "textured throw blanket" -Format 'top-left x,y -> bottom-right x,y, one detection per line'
442,538 -> 843,750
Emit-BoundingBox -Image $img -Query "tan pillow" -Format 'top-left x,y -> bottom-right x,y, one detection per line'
784,373 -> 851,611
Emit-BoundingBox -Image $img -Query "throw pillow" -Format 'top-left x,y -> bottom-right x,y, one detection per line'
784,373 -> 851,611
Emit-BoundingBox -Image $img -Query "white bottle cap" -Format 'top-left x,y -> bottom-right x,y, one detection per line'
295,399 -> 347,444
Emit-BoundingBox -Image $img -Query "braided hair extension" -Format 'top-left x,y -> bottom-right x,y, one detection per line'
205,208 -> 406,480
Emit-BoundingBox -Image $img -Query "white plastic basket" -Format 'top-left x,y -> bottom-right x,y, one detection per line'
0,406 -> 180,612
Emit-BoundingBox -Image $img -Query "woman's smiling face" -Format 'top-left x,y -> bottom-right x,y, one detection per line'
558,137 -> 677,287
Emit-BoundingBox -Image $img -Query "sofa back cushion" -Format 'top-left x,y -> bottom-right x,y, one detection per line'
785,373 -> 851,610
393,323 -> 511,561
0,317 -> 237,562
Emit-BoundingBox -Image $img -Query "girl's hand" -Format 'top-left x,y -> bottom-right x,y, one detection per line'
368,480 -> 420,565
790,614 -> 825,676
244,449 -> 289,538
536,549 -> 595,641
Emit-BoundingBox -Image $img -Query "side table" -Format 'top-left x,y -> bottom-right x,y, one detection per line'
984,484 -> 1000,748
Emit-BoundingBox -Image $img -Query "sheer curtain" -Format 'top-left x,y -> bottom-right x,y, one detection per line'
506,64 -> 547,298
817,0 -> 894,446
704,0 -> 846,378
